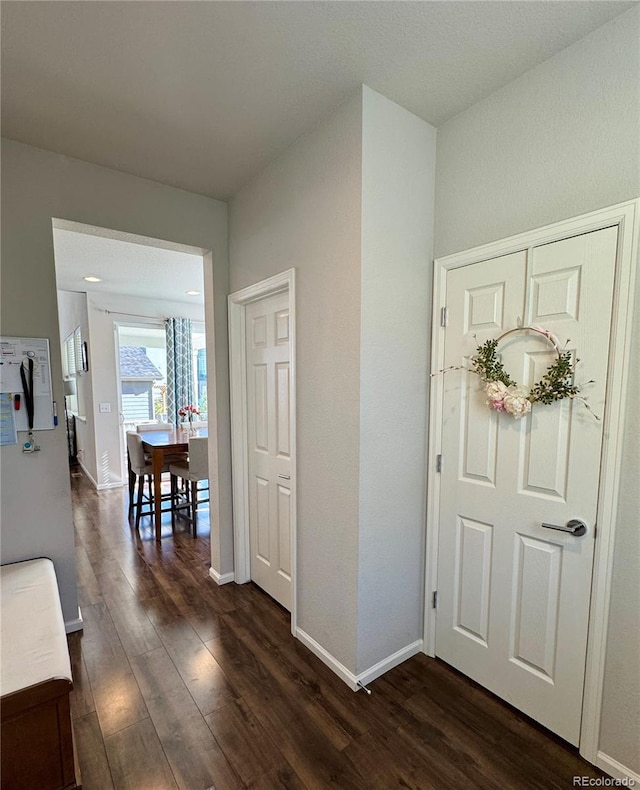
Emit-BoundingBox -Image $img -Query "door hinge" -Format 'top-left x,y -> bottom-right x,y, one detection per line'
432,591 -> 438,609
436,454 -> 442,473
440,307 -> 448,328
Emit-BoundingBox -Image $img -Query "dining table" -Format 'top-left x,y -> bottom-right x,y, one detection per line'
139,427 -> 208,541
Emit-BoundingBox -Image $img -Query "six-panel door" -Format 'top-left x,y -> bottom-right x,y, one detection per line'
245,291 -> 293,610
435,227 -> 618,744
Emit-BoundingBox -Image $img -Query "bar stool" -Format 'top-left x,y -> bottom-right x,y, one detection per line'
169,437 -> 210,537
126,432 -> 175,530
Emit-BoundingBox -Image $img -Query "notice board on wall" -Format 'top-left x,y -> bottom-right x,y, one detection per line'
0,337 -> 54,432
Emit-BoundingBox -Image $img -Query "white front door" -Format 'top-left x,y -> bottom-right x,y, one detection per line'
245,291 -> 293,610
435,226 -> 618,744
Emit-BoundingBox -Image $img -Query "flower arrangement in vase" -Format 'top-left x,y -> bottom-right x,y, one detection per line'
178,404 -> 200,433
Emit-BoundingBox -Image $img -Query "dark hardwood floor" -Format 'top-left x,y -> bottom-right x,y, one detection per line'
68,472 -> 603,789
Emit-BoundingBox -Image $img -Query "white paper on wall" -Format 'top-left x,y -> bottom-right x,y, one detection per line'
0,337 -> 54,431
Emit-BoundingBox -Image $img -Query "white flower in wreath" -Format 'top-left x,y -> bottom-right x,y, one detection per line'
485,380 -> 508,403
485,380 -> 509,412
503,385 -> 532,419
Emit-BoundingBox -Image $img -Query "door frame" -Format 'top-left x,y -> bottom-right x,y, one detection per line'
228,268 -> 297,634
423,199 -> 639,762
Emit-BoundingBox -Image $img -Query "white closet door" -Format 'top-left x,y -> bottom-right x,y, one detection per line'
436,227 -> 618,744
246,291 -> 292,610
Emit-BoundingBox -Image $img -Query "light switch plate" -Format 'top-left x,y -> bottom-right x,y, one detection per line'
99,402 -> 111,413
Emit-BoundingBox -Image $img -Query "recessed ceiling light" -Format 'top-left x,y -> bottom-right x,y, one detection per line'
185,290 -> 200,296
83,275 -> 102,283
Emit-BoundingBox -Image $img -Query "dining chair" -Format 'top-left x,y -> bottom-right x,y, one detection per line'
169,437 -> 210,537
126,432 -> 175,530
127,432 -> 157,529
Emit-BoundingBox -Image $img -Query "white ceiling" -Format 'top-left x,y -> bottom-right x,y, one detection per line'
53,228 -> 205,305
2,1 -> 635,200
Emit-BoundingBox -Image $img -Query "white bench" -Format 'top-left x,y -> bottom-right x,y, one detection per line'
1,558 -> 79,789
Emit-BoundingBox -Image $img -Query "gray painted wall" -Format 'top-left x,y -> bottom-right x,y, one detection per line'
357,87 -> 436,672
230,87 -> 437,675
230,93 -> 364,669
0,140 -> 230,625
434,7 -> 640,772
600,280 -> 640,770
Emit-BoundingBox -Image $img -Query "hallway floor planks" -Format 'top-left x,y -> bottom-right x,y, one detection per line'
68,473 -> 603,789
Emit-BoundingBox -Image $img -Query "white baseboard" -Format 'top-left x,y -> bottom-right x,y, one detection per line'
96,480 -> 125,490
596,752 -> 640,785
65,607 -> 84,634
296,628 -> 358,690
295,629 -> 423,693
76,461 -> 123,490
357,639 -> 424,688
209,567 -> 235,586
77,460 -> 99,488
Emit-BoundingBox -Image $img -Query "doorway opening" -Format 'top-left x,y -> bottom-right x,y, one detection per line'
52,219 -> 208,491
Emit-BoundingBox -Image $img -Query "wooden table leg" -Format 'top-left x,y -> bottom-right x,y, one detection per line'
152,448 -> 164,541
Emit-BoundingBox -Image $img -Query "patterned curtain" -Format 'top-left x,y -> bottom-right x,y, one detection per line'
165,318 -> 194,426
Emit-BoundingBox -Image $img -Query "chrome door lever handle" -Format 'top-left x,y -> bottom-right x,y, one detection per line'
541,519 -> 587,536
278,474 -> 291,480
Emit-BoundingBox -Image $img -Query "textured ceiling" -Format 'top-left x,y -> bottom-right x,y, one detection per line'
53,228 -> 205,306
2,1 -> 636,200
